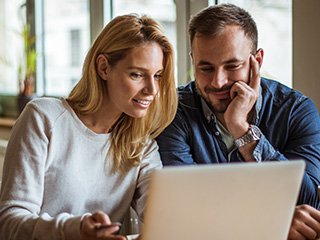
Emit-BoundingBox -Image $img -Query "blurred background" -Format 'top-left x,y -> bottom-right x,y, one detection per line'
0,0 -> 319,119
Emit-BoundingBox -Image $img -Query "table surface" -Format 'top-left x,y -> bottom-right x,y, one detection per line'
0,117 -> 16,128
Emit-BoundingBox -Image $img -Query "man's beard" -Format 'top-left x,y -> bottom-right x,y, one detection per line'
195,81 -> 232,114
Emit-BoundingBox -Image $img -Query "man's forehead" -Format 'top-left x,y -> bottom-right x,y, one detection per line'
191,28 -> 254,57
193,25 -> 243,38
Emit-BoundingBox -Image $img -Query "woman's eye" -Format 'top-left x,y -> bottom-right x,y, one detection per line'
154,74 -> 162,81
131,73 -> 144,80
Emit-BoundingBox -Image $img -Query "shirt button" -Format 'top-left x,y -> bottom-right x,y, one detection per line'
215,132 -> 220,136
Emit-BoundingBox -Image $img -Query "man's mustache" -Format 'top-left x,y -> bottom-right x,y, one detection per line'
204,85 -> 233,93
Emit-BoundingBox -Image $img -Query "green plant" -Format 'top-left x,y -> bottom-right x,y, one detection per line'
18,23 -> 36,96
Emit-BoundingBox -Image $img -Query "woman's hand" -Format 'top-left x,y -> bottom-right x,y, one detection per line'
80,211 -> 126,240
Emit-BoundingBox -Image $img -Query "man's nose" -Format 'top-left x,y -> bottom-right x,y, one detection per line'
210,69 -> 228,89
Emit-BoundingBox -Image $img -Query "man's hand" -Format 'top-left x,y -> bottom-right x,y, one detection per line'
288,205 -> 320,240
224,55 -> 261,162
80,211 -> 126,240
224,55 -> 261,138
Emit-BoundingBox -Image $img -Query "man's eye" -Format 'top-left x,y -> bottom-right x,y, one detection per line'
226,64 -> 241,70
199,67 -> 213,72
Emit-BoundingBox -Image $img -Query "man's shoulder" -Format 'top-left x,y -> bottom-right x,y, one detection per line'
177,81 -> 201,109
261,77 -> 305,100
177,81 -> 195,97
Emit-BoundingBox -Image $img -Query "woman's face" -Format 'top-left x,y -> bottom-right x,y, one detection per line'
105,42 -> 164,118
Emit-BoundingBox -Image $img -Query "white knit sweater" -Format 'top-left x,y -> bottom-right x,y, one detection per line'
0,97 -> 162,240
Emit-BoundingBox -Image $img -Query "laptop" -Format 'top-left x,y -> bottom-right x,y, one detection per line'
141,160 -> 305,240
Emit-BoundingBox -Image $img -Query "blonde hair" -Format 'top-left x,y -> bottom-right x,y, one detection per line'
67,14 -> 177,173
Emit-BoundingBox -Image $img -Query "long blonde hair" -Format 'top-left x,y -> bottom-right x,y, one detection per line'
67,14 -> 177,173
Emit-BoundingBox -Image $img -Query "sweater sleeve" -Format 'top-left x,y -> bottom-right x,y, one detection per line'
131,139 -> 162,222
0,102 -> 82,240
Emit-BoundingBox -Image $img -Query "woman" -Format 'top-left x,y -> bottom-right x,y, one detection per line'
0,14 -> 177,240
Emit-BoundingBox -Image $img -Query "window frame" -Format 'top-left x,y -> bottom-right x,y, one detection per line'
0,0 -> 300,117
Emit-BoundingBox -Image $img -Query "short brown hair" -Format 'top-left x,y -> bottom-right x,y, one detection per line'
189,3 -> 258,51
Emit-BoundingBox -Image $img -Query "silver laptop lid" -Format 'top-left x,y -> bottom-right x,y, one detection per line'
142,160 -> 305,240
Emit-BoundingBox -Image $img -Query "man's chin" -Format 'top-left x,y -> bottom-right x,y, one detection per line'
198,90 -> 230,113
211,106 -> 227,114
208,100 -> 230,114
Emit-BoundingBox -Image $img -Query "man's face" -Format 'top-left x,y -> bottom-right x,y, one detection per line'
191,25 -> 255,114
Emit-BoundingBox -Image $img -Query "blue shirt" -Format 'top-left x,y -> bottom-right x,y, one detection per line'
156,78 -> 320,208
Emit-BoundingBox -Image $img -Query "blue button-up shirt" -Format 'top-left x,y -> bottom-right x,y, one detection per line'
156,78 -> 320,208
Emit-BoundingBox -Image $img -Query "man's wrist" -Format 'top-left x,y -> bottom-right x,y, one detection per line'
227,122 -> 250,139
234,125 -> 262,148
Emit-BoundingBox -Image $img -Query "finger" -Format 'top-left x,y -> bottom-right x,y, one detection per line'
249,55 -> 261,93
291,205 -> 320,239
308,205 -> 320,223
96,224 -> 122,238
287,229 -> 306,240
296,205 -> 320,225
300,205 -> 320,236
230,84 -> 238,99
290,219 -> 316,240
92,211 -> 112,226
229,81 -> 246,99
296,225 -> 318,240
80,215 -> 99,237
230,81 -> 257,101
103,235 -> 127,240
95,222 -> 122,231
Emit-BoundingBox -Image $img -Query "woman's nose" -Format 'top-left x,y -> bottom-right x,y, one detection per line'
143,77 -> 158,95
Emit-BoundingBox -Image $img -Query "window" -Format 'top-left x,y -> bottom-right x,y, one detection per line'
0,0 -> 293,117
2,0 -> 176,97
40,0 -> 90,96
70,29 -> 81,67
111,0 -> 176,46
0,0 -> 25,94
110,0 -> 177,77
217,0 -> 292,87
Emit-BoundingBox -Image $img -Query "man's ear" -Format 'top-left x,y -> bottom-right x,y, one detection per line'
189,51 -> 196,75
96,54 -> 109,80
189,51 -> 195,64
255,48 -> 264,67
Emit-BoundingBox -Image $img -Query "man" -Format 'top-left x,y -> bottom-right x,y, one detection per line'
156,4 -> 320,240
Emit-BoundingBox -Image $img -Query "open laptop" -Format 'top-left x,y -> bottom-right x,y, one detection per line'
140,160 -> 305,240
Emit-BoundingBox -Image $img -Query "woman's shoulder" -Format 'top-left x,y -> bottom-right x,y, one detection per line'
21,97 -> 70,125
138,138 -> 162,172
28,96 -> 63,108
26,97 -> 66,114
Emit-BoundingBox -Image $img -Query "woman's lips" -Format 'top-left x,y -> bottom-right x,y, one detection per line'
133,98 -> 152,109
